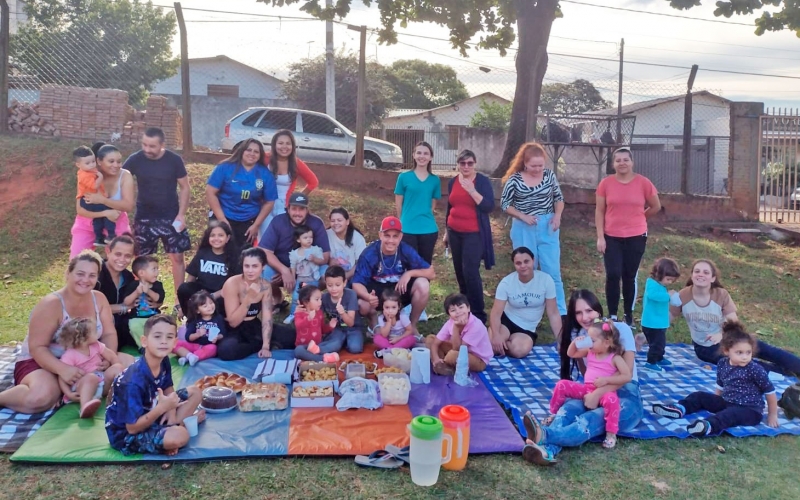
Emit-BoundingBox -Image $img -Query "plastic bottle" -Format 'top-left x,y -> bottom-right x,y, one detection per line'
454,345 -> 477,387
439,405 -> 471,471
408,416 -> 452,486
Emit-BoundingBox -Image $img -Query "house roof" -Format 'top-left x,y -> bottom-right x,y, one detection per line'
384,92 -> 511,120
187,55 -> 284,84
588,90 -> 729,115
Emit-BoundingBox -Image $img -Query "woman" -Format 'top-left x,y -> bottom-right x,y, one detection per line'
177,220 -> 238,315
672,259 -> 800,376
206,139 -> 278,250
258,130 -> 319,239
327,207 -> 367,283
523,289 -> 643,465
488,247 -> 562,358
443,149 -> 495,323
0,251 -> 132,413
71,144 -> 135,258
394,141 -> 441,264
95,234 -> 138,349
595,147 -> 661,325
501,142 -> 566,316
217,248 -> 296,361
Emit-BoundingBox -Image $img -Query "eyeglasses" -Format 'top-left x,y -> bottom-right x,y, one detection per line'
458,161 -> 476,167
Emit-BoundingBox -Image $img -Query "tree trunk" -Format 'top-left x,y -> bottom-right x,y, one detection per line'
491,0 -> 559,178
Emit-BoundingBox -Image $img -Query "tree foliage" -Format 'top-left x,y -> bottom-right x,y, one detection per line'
539,79 -> 611,115
386,60 -> 469,109
11,0 -> 178,106
469,99 -> 513,133
666,0 -> 800,35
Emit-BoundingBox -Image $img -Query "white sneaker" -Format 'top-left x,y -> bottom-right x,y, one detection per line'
178,357 -> 188,366
283,314 -> 295,325
187,353 -> 200,366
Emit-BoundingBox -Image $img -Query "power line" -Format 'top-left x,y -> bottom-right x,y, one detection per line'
626,43 -> 800,62
150,3 -> 316,21
560,0 -> 754,26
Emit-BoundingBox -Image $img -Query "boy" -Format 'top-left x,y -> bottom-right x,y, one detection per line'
321,265 -> 363,354
426,293 -> 493,375
123,255 -> 166,346
74,145 -> 116,247
105,315 -> 203,456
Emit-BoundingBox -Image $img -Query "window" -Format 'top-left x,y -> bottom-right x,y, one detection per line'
241,110 -> 265,127
207,84 -> 239,98
258,110 -> 297,131
446,125 -> 461,150
302,113 -> 339,136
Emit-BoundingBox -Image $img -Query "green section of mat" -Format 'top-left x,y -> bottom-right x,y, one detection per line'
11,356 -> 187,463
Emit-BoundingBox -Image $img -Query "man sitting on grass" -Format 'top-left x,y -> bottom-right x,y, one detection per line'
105,315 -> 203,456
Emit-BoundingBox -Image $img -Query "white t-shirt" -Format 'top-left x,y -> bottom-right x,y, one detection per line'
571,322 -> 639,383
670,287 -> 737,347
377,313 -> 411,340
495,271 -> 556,332
326,228 -> 367,272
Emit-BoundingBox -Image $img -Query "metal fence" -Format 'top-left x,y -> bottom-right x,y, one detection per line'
759,109 -> 800,223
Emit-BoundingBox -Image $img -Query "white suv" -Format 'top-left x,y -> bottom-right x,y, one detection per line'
221,107 -> 403,169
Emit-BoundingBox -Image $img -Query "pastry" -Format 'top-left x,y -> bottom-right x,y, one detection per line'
238,383 -> 289,412
194,372 -> 247,392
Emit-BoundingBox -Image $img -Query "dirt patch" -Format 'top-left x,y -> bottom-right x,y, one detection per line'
0,165 -> 62,228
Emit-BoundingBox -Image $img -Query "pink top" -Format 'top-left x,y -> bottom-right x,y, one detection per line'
583,351 -> 618,385
436,313 -> 494,364
60,341 -> 107,373
596,174 -> 657,238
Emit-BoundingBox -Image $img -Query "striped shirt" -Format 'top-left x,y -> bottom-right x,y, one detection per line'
500,170 -> 564,215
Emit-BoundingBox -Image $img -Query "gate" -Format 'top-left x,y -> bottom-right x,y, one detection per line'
759,109 -> 800,223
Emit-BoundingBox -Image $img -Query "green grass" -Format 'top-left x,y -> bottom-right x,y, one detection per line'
1,135 -> 800,499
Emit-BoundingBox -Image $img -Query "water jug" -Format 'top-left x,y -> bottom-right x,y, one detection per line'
408,416 -> 452,486
439,405 -> 471,471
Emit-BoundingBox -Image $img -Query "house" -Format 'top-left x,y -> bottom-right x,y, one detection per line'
9,0 -> 28,34
375,92 -> 511,169
151,55 -> 296,149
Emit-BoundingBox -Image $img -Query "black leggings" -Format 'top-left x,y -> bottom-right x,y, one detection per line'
216,318 -> 296,361
402,231 -> 438,265
603,233 -> 647,321
447,228 -> 486,323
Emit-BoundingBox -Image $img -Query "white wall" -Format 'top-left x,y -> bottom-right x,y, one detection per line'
152,59 -> 283,99
9,0 -> 28,34
630,95 -> 729,138
382,94 -> 510,130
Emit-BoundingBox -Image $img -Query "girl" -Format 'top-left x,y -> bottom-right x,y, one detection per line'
174,290 -> 225,366
285,225 -> 324,323
548,319 -> 631,449
327,207 -> 367,283
58,317 -> 124,418
652,321 -> 779,436
373,289 -> 416,356
394,141 -> 441,264
178,220 -> 238,316
640,257 -> 681,371
293,285 -> 341,363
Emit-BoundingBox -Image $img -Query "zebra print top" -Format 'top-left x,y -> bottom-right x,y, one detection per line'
500,169 -> 564,216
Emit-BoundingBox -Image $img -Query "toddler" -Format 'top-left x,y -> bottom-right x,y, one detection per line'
284,225 -> 324,324
640,257 -> 681,371
426,293 -> 493,375
373,289 -> 415,356
293,285 -> 341,363
173,290 -> 225,366
122,255 -> 166,347
74,145 -> 115,247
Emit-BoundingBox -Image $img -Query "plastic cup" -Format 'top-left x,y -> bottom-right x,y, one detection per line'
184,415 -> 199,437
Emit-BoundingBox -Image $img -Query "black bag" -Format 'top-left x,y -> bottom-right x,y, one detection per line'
778,383 -> 800,419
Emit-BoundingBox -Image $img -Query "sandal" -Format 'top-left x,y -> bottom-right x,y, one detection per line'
522,412 -> 543,444
602,434 -> 617,449
354,449 -> 404,469
433,360 -> 456,377
384,444 -> 410,464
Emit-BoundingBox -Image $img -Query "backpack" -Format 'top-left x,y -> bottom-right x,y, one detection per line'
778,383 -> 800,419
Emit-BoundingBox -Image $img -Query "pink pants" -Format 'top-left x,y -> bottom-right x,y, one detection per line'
373,335 -> 417,350
550,380 -> 620,434
70,213 -> 131,258
173,340 -> 217,361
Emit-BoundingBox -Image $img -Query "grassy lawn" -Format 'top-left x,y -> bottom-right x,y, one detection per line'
1,136 -> 799,499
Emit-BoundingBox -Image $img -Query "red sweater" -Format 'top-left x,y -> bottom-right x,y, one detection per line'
294,310 -> 333,346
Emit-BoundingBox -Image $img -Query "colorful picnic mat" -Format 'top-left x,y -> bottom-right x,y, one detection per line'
0,346 -> 55,453
480,343 -> 800,439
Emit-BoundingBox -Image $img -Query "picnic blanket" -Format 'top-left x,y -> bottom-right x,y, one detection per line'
480,343 -> 800,439
0,346 -> 55,453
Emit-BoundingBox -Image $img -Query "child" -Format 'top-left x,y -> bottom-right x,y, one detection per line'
122,255 -> 166,346
58,317 -> 124,418
284,225 -> 324,324
640,257 -> 681,371
321,265 -> 362,354
293,285 -> 341,363
74,145 -> 116,247
173,290 -> 225,366
179,220 -> 238,315
105,315 -> 203,456
548,319 -> 631,449
426,293 -> 493,376
373,289 -> 415,357
652,321 -> 779,437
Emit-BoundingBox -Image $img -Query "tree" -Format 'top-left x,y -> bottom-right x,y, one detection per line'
540,79 -> 611,115
469,99 -> 512,132
666,1 -> 800,35
386,59 -> 469,109
11,0 -> 178,106
283,51 -> 394,129
260,0 -> 561,178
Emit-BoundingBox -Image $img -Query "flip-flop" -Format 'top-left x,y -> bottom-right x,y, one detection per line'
522,412 -> 543,444
384,444 -> 410,464
354,450 -> 404,469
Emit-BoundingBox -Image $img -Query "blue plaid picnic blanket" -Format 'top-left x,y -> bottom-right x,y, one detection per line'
479,343 -> 800,439
0,346 -> 55,452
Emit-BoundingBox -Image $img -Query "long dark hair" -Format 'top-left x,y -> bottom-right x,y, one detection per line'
187,290 -> 215,323
413,141 -> 434,173
225,138 -> 267,175
560,289 -> 604,380
329,207 -> 362,248
269,129 -> 298,181
199,220 -> 238,276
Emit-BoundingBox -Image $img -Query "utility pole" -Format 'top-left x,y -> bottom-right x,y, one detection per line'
174,2 -> 192,153
681,64 -> 699,195
325,0 -> 336,118
348,25 -> 366,169
616,38 -> 624,144
0,0 -> 9,135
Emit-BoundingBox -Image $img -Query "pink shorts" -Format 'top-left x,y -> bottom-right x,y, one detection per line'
70,213 -> 131,258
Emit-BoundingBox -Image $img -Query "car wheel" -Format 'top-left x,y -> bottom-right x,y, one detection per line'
363,151 -> 383,170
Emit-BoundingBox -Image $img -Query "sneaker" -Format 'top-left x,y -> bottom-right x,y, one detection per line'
373,349 -> 385,359
687,419 -> 711,437
624,314 -> 633,327
652,403 -> 685,419
643,362 -> 663,372
283,314 -> 294,325
634,333 -> 647,352
178,357 -> 188,366
657,358 -> 672,367
522,441 -> 557,466
322,352 -> 340,363
92,238 -> 106,249
186,353 -> 200,366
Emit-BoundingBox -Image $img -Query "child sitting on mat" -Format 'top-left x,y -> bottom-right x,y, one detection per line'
59,317 -> 124,419
321,265 -> 363,354
106,315 -> 203,456
173,290 -> 225,366
549,319 -> 631,449
426,293 -> 493,375
293,285 -> 341,363
652,321 -> 779,437
373,289 -> 415,357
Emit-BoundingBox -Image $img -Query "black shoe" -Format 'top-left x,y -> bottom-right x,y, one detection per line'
373,349 -> 384,359
687,420 -> 710,437
652,403 -> 684,419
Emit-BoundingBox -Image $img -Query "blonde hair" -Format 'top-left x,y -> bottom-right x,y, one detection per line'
58,317 -> 95,350
68,250 -> 103,274
502,142 -> 547,184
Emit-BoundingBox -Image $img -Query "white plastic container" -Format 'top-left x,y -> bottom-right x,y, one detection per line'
383,348 -> 412,374
345,363 -> 366,380
377,372 -> 410,405
408,416 -> 452,487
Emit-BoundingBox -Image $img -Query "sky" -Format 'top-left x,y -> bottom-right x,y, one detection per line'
158,0 -> 800,110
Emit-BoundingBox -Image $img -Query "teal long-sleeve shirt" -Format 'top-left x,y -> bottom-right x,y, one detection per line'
641,277 -> 671,329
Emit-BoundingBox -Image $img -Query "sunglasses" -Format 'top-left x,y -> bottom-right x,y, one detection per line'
458,161 -> 476,167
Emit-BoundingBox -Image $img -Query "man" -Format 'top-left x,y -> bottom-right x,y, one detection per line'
123,127 -> 191,311
258,192 -> 330,298
352,216 -> 435,333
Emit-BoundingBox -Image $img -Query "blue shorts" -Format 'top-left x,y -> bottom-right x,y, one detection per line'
120,425 -> 169,455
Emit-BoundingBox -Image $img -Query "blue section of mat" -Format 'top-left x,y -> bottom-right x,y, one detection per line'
479,343 -> 800,439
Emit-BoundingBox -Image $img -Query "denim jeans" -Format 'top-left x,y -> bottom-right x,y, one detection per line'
694,340 -> 800,377
510,214 -> 566,315
294,329 -> 346,361
343,327 -> 364,354
541,381 -> 643,456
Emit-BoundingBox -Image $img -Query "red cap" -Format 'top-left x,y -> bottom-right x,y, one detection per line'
380,216 -> 402,232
